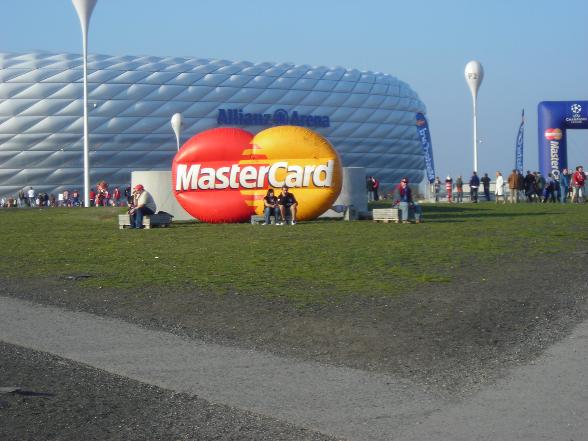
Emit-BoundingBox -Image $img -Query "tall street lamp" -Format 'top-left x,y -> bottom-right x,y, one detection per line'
464,60 -> 484,173
171,113 -> 184,151
72,0 -> 97,207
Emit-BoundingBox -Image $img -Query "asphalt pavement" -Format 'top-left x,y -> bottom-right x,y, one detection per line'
1,295 -> 586,441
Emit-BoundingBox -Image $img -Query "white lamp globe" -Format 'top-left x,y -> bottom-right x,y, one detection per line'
464,60 -> 484,99
171,113 -> 184,150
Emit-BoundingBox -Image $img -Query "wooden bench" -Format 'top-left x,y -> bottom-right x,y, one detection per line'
372,208 -> 400,223
118,212 -> 173,229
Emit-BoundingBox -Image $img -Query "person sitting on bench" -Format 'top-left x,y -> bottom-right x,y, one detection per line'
277,185 -> 298,225
128,184 -> 156,229
263,188 -> 280,225
397,177 -> 422,224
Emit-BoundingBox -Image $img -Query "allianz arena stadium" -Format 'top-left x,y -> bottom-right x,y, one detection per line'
0,51 -> 428,198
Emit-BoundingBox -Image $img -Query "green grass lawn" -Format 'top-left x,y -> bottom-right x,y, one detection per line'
1,203 -> 587,304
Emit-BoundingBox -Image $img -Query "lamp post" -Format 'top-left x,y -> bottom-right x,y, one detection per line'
72,0 -> 97,207
171,113 -> 184,151
464,60 -> 484,172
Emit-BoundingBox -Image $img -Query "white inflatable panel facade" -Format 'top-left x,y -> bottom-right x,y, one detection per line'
0,52 -> 427,198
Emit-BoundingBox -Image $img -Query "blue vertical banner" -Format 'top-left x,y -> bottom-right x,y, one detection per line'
415,113 -> 436,183
515,109 -> 524,174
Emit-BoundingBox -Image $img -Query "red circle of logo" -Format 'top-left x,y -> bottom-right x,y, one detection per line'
544,128 -> 562,141
172,128 -> 256,223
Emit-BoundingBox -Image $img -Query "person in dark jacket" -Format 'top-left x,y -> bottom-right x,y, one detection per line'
371,176 -> 380,201
517,171 -> 525,201
366,176 -> 373,202
481,173 -> 491,201
397,177 -> 422,223
433,176 -> 441,202
543,173 -> 557,203
559,168 -> 570,203
523,171 -> 536,202
469,172 -> 480,203
535,172 -> 545,201
277,185 -> 298,225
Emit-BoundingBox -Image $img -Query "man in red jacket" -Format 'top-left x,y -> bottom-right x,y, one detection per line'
572,166 -> 585,203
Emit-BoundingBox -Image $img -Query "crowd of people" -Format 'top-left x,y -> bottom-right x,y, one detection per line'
432,166 -> 586,204
0,182 -> 134,208
365,166 -> 587,225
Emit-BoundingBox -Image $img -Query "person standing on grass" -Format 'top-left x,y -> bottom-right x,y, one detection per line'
455,176 -> 464,203
371,176 -> 380,201
524,171 -> 535,202
17,189 -> 25,208
507,169 -> 519,203
125,186 -> 133,206
552,171 -> 561,202
535,172 -> 545,202
469,172 -> 480,203
481,173 -> 491,201
433,176 -> 441,202
560,168 -> 570,203
495,171 -> 506,204
89,189 -> 96,207
543,173 -> 557,203
128,184 -> 156,229
445,176 -> 453,203
113,187 -> 122,207
71,190 -> 80,207
27,187 -> 35,207
366,176 -> 375,202
517,170 -> 525,202
572,166 -> 585,203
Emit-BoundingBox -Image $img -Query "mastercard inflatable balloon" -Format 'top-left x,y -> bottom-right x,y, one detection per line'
172,126 -> 342,223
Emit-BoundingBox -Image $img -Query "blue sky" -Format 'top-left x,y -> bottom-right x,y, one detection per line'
2,0 -> 588,180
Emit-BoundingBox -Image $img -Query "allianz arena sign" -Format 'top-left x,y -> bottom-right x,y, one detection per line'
172,126 -> 342,223
217,108 -> 330,128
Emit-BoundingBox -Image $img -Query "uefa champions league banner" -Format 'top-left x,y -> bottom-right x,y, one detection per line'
538,101 -> 588,178
415,113 -> 436,183
515,109 -> 524,174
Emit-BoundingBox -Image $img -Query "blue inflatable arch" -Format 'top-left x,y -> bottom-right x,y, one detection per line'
538,101 -> 588,178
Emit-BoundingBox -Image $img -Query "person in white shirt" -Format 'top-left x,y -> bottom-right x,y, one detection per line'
128,184 -> 156,229
27,187 -> 35,207
495,171 -> 506,204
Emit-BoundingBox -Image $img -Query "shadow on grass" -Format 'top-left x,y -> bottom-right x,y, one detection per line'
423,204 -> 564,221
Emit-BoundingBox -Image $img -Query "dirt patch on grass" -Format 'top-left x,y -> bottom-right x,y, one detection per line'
2,252 -> 587,396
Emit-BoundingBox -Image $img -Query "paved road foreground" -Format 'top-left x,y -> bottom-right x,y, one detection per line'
1,296 -> 586,441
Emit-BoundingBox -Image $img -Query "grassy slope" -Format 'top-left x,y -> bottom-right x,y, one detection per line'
1,203 -> 587,304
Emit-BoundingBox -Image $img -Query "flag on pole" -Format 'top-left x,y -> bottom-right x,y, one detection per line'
415,113 -> 436,183
515,109 -> 524,174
